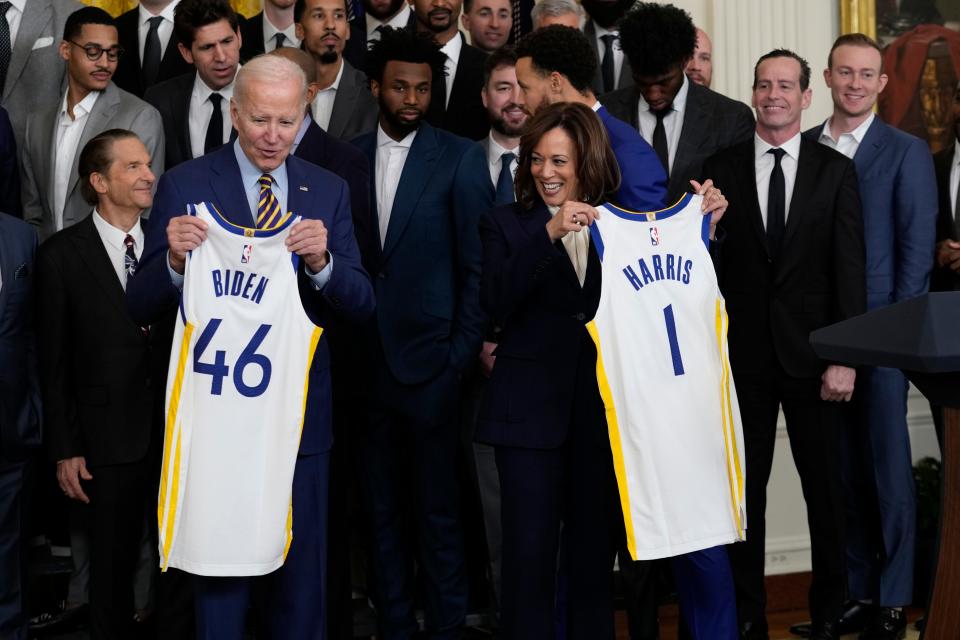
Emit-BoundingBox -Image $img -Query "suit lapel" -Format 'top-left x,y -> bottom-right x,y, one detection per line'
381,124 -> 440,260
782,138 -> 818,248
63,86 -> 121,228
36,101 -> 58,218
327,62 -> 356,139
175,76 -> 193,160
0,220 -> 11,314
357,134 -> 382,257
71,215 -> 131,321
852,117 -> 886,180
4,0 -> 50,101
208,146 -> 253,226
733,142 -> 767,254
672,84 -> 709,189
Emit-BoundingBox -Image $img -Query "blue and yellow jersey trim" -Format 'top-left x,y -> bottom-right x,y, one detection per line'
189,202 -> 297,237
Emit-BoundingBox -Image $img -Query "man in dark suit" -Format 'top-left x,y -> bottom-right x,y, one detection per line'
127,54 -> 373,640
0,213 -> 39,640
412,0 -> 490,140
144,0 -> 242,169
296,0 -> 378,140
0,106 -> 21,217
349,0 -> 414,63
239,0 -> 299,61
702,50 -> 866,640
794,34 -> 938,640
581,0 -> 633,95
37,129 -> 163,640
606,3 -> 754,205
113,1 -> 194,98
351,27 -> 493,639
271,45 -> 372,640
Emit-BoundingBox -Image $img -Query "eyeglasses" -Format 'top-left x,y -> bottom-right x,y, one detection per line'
68,41 -> 124,61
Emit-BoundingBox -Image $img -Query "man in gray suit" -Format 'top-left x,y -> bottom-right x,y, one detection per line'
0,0 -> 82,152
296,0 -> 377,140
603,2 -> 754,205
21,7 -> 164,242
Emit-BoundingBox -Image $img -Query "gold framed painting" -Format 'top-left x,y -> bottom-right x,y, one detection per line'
81,1 -> 263,18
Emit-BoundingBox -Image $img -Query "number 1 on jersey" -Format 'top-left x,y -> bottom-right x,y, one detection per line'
663,304 -> 685,376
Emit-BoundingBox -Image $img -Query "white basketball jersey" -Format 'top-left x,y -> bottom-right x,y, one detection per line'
158,203 -> 322,577
587,193 -> 746,561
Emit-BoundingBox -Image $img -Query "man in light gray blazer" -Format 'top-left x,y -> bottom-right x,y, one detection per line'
21,7 -> 164,242
0,0 -> 82,152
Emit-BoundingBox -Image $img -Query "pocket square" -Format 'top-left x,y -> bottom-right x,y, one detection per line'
31,36 -> 54,50
14,263 -> 28,279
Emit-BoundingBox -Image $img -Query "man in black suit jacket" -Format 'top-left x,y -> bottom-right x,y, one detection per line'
0,106 -> 21,218
113,1 -> 194,98
412,0 -> 490,140
702,50 -> 865,640
932,82 -> 960,294
239,0 -> 300,61
37,130 -> 168,640
0,213 -> 39,640
605,3 -> 754,205
144,0 -> 242,169
581,0 -> 633,95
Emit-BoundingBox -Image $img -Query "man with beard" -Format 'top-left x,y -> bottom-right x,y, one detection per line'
581,0 -> 634,95
685,28 -> 712,88
240,0 -> 301,61
296,0 -> 379,139
412,0 -> 490,140
351,26 -> 493,640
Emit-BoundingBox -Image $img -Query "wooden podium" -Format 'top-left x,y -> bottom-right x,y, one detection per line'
810,292 -> 960,639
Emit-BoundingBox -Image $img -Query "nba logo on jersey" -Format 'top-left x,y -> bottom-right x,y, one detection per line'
240,244 -> 253,264
649,227 -> 660,246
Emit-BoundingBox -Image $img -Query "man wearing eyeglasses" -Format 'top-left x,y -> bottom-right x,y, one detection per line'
20,6 -> 164,242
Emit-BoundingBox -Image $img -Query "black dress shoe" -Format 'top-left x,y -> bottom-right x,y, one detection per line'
859,607 -> 906,640
740,620 -> 769,640
789,600 -> 876,636
809,620 -> 840,640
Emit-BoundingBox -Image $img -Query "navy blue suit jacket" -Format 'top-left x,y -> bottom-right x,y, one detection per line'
0,213 -> 39,460
352,122 -> 493,386
126,144 -> 374,454
805,117 -> 937,310
596,104 -> 667,212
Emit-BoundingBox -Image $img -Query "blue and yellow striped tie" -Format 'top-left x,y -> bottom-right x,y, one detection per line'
257,174 -> 282,229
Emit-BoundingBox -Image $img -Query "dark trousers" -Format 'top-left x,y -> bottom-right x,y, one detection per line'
843,367 -> 915,606
193,451 -> 330,640
728,368 -> 846,626
85,457 -> 154,640
358,368 -> 466,640
0,459 -> 25,640
495,382 -> 620,640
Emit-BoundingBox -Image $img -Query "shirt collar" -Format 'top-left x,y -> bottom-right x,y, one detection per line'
263,13 -> 300,46
819,112 -> 875,146
593,23 -> 618,38
486,133 -> 518,165
638,73 -> 689,115
6,0 -> 25,14
60,89 -> 100,121
754,131 -> 801,162
295,112 -> 313,146
376,123 -> 417,149
233,138 -> 288,194
325,59 -> 345,92
92,208 -> 143,252
440,31 -> 463,66
139,0 -> 178,25
366,3 -> 411,36
193,67 -> 238,100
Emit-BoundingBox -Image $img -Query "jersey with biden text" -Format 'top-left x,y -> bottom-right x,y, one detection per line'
158,202 -> 322,576
587,193 -> 746,560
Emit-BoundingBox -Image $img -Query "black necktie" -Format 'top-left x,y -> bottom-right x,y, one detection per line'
600,33 -> 616,94
652,108 -> 671,175
204,93 -> 223,155
0,2 -> 12,95
511,0 -> 521,41
766,148 -> 787,257
142,16 -> 163,88
274,32 -> 286,50
495,152 -> 516,204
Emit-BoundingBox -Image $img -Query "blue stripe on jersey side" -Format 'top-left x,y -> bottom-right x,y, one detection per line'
291,253 -> 300,272
178,296 -> 186,324
701,206 -> 712,251
207,202 -> 297,238
589,222 -> 605,261
663,304 -> 685,376
603,192 -> 693,221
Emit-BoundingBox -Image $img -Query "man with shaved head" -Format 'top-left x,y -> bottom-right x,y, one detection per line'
127,54 -> 373,640
685,27 -> 712,87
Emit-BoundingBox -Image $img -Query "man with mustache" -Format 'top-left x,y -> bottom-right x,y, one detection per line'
21,6 -> 164,242
297,0 -> 378,139
412,0 -> 489,140
351,26 -> 493,640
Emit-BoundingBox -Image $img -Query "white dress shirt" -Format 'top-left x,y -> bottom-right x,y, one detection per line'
439,33 -> 463,109
950,139 -> 960,220
593,23 -> 624,91
188,71 -> 237,160
4,0 -> 24,47
365,4 -> 411,46
485,134 -> 519,189
54,90 -> 100,231
311,60 -> 345,131
138,0 -> 180,61
754,132 -> 801,228
636,74 -> 689,173
92,209 -> 143,290
547,204 -> 589,286
375,124 -> 417,244
818,112 -> 875,160
263,14 -> 300,51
